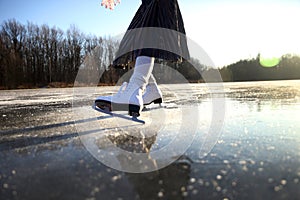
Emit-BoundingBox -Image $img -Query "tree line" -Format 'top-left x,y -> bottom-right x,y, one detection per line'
0,19 -> 119,89
1,19 -> 299,89
217,54 -> 300,82
0,19 -> 206,89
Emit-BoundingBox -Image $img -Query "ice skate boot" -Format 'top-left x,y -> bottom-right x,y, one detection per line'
95,81 -> 143,116
143,74 -> 163,106
95,56 -> 154,117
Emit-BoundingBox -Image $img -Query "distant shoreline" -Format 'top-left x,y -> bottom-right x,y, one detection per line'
1,79 -> 299,91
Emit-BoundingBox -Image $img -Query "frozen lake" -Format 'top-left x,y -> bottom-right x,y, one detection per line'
1,80 -> 300,199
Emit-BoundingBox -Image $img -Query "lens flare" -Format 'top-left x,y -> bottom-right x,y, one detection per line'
259,56 -> 281,67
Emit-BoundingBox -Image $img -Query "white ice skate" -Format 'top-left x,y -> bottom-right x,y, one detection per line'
95,80 -> 163,109
95,81 -> 143,117
94,56 -> 154,117
143,75 -> 163,106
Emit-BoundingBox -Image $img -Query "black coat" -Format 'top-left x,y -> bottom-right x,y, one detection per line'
113,0 -> 190,67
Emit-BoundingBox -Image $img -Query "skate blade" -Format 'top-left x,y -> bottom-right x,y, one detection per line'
143,102 -> 178,111
95,101 -> 111,111
92,104 -> 145,124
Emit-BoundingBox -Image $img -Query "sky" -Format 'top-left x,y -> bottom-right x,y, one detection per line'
0,0 -> 300,67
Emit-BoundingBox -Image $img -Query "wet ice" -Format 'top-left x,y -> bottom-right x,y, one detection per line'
0,80 -> 300,199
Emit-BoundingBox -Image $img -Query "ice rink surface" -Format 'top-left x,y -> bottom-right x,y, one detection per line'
1,80 -> 300,200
